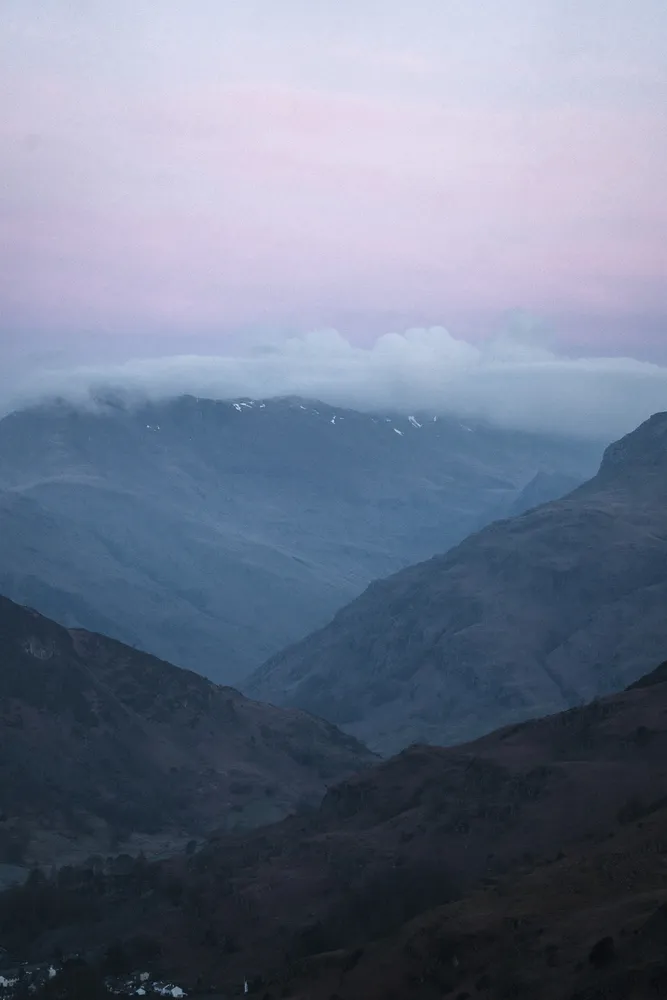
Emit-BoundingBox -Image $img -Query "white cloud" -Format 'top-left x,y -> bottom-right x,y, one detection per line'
4,326 -> 667,441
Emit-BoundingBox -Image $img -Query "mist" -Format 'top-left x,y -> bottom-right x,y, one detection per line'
4,326 -> 667,441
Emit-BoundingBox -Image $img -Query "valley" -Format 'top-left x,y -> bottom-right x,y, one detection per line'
250,412 -> 667,752
0,395 -> 601,685
1,406 -> 667,1000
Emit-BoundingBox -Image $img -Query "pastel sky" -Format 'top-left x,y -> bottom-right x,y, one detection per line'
1,0 -> 666,371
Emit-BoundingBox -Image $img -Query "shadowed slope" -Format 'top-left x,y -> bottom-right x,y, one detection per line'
4,656 -> 667,994
0,595 -> 373,867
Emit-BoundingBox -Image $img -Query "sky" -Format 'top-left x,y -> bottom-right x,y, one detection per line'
1,1 -> 667,432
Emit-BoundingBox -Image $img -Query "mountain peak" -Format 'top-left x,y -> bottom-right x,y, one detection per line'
596,411 -> 667,487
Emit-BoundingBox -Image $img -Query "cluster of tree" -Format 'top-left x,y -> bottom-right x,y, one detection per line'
0,854 -> 164,953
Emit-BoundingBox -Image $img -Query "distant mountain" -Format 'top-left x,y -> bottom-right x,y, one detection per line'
5,656 -> 667,997
0,595 -> 373,867
505,468 -> 584,516
0,395 -> 600,683
249,412 -> 667,753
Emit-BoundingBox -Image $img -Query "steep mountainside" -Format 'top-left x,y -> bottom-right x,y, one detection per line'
3,659 -> 667,996
278,804 -> 667,1000
0,596 -> 373,867
249,412 -> 667,752
0,395 -> 600,683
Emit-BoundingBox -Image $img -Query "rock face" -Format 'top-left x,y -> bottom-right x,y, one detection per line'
249,412 -> 667,753
0,595 -> 374,866
0,395 -> 600,684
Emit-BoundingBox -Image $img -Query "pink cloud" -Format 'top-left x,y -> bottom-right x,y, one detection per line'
1,67 -> 666,344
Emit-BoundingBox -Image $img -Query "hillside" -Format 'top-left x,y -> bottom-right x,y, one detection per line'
3,658 -> 667,996
249,412 -> 667,752
0,395 -> 600,683
277,802 -> 667,1000
0,595 -> 373,868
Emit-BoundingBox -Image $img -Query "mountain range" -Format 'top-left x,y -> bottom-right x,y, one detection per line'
249,411 -> 667,753
3,408 -> 667,997
0,595 -> 372,869
0,395 -> 601,684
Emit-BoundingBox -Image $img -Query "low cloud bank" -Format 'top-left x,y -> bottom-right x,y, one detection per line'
4,327 -> 667,441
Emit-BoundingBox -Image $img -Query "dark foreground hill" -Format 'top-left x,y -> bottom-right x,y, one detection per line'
249,412 -> 667,752
0,596 -> 373,868
0,395 -> 599,683
3,658 -> 667,998
279,802 -> 667,1000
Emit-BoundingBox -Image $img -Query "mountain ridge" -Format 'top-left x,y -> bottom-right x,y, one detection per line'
0,394 -> 601,683
248,412 -> 667,753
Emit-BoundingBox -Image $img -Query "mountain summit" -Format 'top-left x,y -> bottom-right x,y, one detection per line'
248,412 -> 667,753
595,410 -> 667,486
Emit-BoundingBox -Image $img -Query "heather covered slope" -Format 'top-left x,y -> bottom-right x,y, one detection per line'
0,595 -> 373,867
0,395 -> 600,683
277,804 -> 667,1000
4,658 -> 667,994
249,412 -> 667,752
